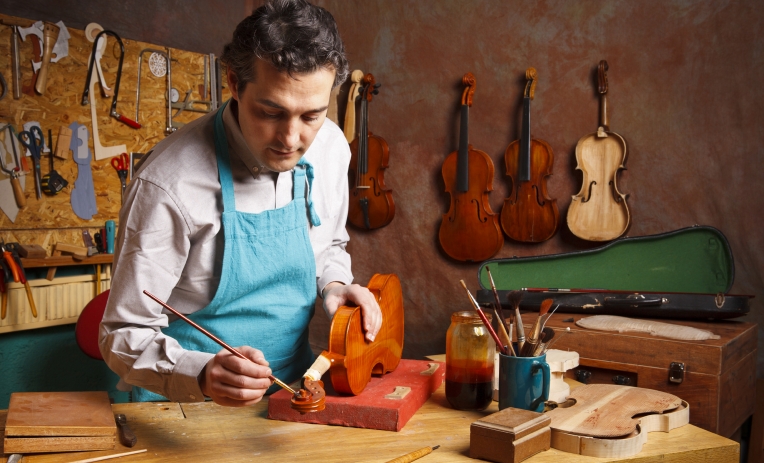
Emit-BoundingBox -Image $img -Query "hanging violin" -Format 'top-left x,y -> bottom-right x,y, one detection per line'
501,67 -> 559,243
348,73 -> 396,230
567,60 -> 630,241
438,73 -> 503,262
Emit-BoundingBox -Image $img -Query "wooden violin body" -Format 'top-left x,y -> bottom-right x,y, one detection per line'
348,73 -> 395,230
567,61 -> 630,241
501,68 -> 558,243
439,73 -> 503,262
292,273 -> 404,414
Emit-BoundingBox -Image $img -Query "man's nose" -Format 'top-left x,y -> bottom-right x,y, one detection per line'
277,118 -> 300,150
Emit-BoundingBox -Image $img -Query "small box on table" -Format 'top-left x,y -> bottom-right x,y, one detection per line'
470,407 -> 550,463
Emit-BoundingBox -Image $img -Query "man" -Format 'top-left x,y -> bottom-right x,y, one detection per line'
100,0 -> 382,407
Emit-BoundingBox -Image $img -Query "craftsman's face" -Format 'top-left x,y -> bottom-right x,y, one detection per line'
227,59 -> 335,173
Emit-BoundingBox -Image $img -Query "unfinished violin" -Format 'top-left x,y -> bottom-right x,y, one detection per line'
291,273 -> 404,413
501,67 -> 559,243
439,73 -> 503,262
348,73 -> 396,230
567,60 -> 630,241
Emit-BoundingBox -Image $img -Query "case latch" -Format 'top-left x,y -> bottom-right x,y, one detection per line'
669,362 -> 685,384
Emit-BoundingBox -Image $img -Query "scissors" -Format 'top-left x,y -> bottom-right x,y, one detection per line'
18,125 -> 44,199
111,152 -> 129,205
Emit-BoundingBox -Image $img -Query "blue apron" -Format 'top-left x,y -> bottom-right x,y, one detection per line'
133,102 -> 320,402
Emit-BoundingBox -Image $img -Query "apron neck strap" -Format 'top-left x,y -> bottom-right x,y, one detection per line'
213,100 -> 321,226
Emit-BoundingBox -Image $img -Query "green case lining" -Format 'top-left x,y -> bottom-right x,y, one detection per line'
478,226 -> 734,294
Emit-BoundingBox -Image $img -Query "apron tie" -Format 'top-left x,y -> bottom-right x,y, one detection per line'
299,158 -> 321,227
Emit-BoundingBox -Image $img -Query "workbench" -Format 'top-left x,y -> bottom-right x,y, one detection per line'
0,383 -> 739,463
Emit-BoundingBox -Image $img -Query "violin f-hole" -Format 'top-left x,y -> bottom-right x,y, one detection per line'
581,181 -> 597,203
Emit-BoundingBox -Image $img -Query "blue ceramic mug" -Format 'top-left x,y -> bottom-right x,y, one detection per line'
498,352 -> 550,412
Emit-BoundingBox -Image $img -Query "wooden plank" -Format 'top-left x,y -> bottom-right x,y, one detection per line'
5,392 -> 116,437
4,436 -> 114,453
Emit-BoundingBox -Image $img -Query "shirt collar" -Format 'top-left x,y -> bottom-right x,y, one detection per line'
222,99 -> 266,179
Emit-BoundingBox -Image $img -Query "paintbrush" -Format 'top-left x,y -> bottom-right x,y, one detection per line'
520,299 -> 553,357
485,266 -> 514,355
543,327 -> 571,353
459,280 -> 508,355
143,290 -> 297,395
507,290 -> 525,352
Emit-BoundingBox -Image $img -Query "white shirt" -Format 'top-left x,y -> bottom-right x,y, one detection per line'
99,101 -> 353,402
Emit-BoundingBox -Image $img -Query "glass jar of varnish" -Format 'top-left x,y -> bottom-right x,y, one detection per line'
445,310 -> 495,411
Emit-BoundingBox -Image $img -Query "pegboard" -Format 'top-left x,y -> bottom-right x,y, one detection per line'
0,14 -> 230,252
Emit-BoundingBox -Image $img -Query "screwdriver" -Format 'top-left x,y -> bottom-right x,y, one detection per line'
0,259 -> 8,319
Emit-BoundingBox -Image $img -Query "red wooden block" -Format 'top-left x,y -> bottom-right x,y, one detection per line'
267,359 -> 445,432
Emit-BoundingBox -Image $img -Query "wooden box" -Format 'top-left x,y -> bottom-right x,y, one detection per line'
525,313 -> 757,437
470,407 -> 551,463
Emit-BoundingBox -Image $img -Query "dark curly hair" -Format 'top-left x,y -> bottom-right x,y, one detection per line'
221,0 -> 349,90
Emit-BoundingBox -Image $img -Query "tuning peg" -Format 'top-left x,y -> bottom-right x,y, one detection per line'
373,83 -> 382,89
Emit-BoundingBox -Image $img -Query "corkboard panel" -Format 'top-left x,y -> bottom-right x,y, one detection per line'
0,14 -> 230,253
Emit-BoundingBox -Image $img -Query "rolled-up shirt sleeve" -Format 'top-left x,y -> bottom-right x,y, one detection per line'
309,126 -> 354,295
99,178 -> 213,402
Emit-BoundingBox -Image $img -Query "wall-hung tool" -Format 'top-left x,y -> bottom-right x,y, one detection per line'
83,23 -> 113,97
54,125 -> 72,159
128,152 -> 145,181
0,258 -> 9,319
135,48 -> 171,132
0,18 -> 32,100
1,124 -> 26,208
111,152 -> 128,205
0,72 -> 7,101
69,122 -> 98,219
81,34 -> 127,161
18,125 -> 44,199
41,129 -> 68,195
19,20 -> 70,77
171,88 -> 212,115
82,30 -> 141,130
34,22 -> 60,95
3,242 -> 37,318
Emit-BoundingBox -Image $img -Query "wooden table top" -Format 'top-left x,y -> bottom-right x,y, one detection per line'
0,384 -> 739,463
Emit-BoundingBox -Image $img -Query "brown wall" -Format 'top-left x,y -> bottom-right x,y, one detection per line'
311,0 -> 764,372
3,1 -> 762,375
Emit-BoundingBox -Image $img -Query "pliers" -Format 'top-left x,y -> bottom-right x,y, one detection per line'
2,242 -> 37,318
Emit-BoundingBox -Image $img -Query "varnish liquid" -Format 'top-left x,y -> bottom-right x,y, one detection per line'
445,364 -> 493,411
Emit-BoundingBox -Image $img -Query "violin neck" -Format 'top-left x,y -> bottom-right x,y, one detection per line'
358,96 -> 369,176
599,91 -> 609,131
456,104 -> 469,192
518,95 -> 531,182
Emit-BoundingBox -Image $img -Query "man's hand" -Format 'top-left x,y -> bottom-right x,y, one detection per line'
198,346 -> 272,407
323,282 -> 382,342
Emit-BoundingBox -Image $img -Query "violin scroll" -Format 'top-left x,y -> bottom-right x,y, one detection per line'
461,72 -> 476,106
291,378 -> 326,414
525,67 -> 537,99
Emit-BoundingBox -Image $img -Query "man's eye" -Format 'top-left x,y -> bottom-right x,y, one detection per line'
303,115 -> 319,122
263,111 -> 280,119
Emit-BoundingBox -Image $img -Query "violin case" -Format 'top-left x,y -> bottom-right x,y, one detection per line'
475,226 -> 756,437
475,225 -> 750,320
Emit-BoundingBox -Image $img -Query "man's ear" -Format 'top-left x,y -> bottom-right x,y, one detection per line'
227,68 -> 240,101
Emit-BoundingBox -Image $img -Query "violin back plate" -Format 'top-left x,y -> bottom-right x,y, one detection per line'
547,384 -> 689,458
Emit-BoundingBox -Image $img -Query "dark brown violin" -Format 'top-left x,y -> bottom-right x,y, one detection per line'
439,73 -> 504,262
348,73 -> 395,230
291,274 -> 404,413
567,60 -> 630,241
501,67 -> 559,243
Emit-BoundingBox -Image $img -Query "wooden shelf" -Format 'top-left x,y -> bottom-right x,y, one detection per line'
20,254 -> 114,268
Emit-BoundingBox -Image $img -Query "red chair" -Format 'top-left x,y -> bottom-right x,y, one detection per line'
75,289 -> 110,360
